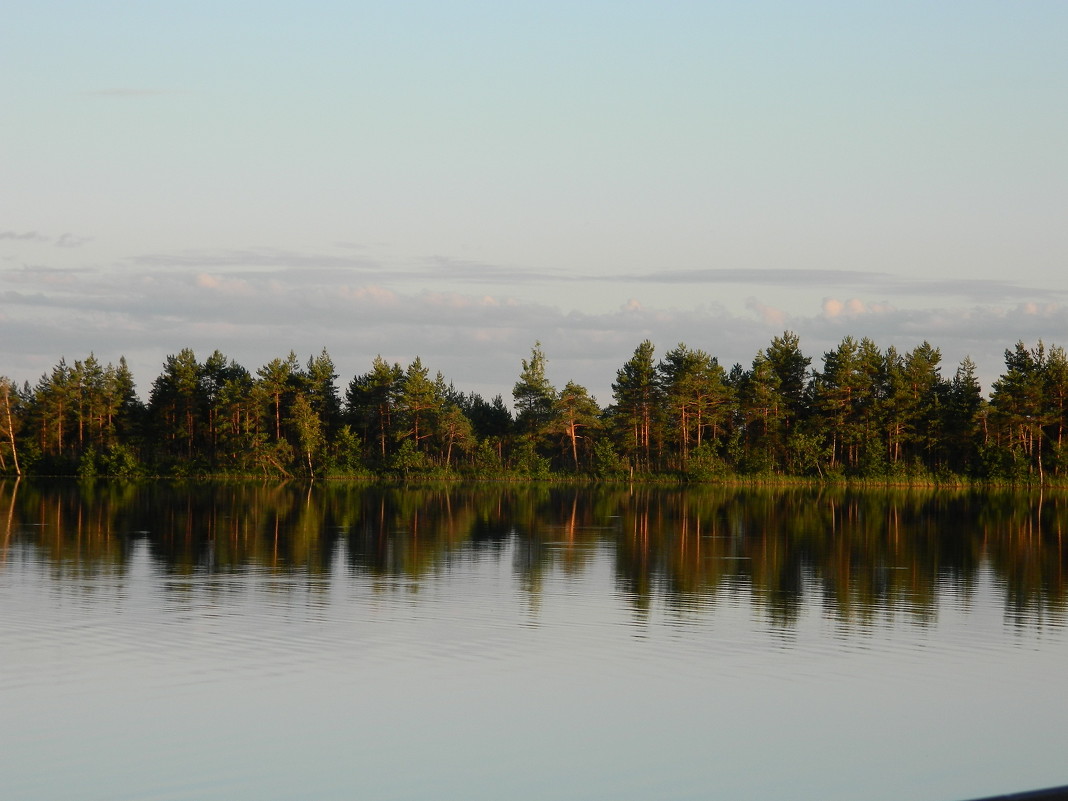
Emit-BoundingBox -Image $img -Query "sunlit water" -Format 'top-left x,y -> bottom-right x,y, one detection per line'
2,481 -> 1066,800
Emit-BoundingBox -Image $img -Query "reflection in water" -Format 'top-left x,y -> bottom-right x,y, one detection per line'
2,479 -> 1065,630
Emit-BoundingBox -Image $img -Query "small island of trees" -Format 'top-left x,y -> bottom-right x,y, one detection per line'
1,333 -> 1066,483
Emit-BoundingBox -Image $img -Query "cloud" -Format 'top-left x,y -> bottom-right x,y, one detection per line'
1,230 -> 94,248
132,247 -> 377,271
821,297 -> 895,319
427,256 -> 569,284
0,260 -> 756,400
822,298 -> 845,318
4,255 -> 1068,401
195,273 -> 253,294
422,291 -> 503,309
125,247 -> 1066,310
746,297 -> 788,326
337,284 -> 398,304
84,88 -> 183,97
0,231 -> 51,243
7,264 -> 89,286
1019,301 -> 1060,318
55,233 -> 92,248
605,267 -> 1059,304
623,267 -> 894,286
890,278 -> 1060,303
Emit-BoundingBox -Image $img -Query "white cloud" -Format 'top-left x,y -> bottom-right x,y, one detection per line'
1019,301 -> 1060,317
822,298 -> 845,318
746,297 -> 788,326
821,297 -> 895,319
4,257 -> 1067,400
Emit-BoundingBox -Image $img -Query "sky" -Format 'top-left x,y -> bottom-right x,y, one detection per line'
3,1 -> 1068,404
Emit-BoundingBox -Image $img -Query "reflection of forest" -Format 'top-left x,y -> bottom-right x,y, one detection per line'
2,479 -> 1065,628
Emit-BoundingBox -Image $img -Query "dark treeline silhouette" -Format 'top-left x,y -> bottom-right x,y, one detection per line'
3,481 -> 1065,628
3,333 -> 1068,482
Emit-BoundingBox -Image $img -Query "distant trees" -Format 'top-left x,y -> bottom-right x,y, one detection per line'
23,354 -> 145,473
659,344 -> 732,470
201,350 -> 255,464
513,342 -> 555,439
6,332 -> 1068,483
944,357 -> 984,474
143,347 -> 343,476
550,381 -> 601,470
611,340 -> 662,472
347,356 -> 404,463
150,348 -> 204,459
986,341 -> 1068,480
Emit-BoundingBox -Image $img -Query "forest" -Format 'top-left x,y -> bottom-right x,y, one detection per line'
0,332 -> 1066,483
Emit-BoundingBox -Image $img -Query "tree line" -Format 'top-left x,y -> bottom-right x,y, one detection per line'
1,333 -> 1067,482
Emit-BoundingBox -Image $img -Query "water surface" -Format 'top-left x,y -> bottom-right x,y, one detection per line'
2,481 -> 1066,800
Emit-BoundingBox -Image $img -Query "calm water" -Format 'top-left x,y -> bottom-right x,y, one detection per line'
2,480 -> 1066,801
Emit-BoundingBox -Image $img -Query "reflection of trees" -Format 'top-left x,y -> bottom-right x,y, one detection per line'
607,486 -> 1063,630
2,479 -> 139,579
982,490 -> 1068,629
2,480 -> 1066,630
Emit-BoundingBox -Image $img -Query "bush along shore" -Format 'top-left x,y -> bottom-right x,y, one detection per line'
2,334 -> 1068,485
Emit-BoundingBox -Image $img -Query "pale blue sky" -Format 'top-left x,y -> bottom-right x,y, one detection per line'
3,1 -> 1067,400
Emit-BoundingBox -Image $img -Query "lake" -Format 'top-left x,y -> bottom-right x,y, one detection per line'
2,480 -> 1066,801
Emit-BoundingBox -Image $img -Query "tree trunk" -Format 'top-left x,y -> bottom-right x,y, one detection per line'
2,384 -> 19,475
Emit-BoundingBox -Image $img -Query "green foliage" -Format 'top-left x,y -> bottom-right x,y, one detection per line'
855,437 -> 889,478
660,343 -> 732,470
977,442 -> 1025,482
785,430 -> 827,477
738,446 -> 776,476
470,438 -> 505,478
549,380 -> 601,471
460,393 -> 512,441
10,335 -> 1068,485
347,356 -> 404,464
397,357 -> 440,449
513,342 -> 555,438
288,392 -> 325,477
764,331 -> 811,421
327,425 -> 366,476
511,438 -> 551,479
684,442 -> 729,481
13,440 -> 42,474
77,447 -> 98,478
389,439 -> 430,479
612,340 -> 663,471
592,439 -> 629,480
437,404 -> 474,469
97,443 -> 145,477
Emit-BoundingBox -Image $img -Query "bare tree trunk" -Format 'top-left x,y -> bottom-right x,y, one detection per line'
2,382 -> 20,475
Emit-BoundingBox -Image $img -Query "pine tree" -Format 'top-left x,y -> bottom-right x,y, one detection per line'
612,340 -> 663,472
513,342 -> 555,439
550,381 -> 601,470
346,356 -> 404,463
